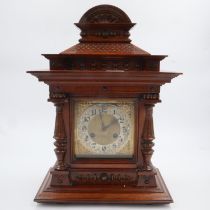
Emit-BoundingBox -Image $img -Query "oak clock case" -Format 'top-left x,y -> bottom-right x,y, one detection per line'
28,4 -> 181,204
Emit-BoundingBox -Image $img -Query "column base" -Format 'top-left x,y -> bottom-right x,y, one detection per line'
34,168 -> 173,204
137,170 -> 157,187
50,169 -> 70,186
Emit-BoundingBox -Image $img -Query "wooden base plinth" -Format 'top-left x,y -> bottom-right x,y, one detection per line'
34,168 -> 173,204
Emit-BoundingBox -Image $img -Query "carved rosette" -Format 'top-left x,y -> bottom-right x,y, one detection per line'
50,170 -> 70,186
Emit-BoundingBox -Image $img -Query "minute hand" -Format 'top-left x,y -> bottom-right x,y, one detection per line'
103,118 -> 118,131
99,112 -> 105,130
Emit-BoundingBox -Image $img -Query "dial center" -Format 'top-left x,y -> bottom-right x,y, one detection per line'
88,114 -> 120,145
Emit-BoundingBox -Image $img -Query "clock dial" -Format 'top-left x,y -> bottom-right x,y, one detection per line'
74,99 -> 135,158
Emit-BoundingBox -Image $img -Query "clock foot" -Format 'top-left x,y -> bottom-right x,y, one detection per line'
34,168 -> 173,204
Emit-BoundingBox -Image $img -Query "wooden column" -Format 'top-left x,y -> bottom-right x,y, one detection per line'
49,93 -> 70,186
141,104 -> 155,171
137,94 -> 158,187
53,101 -> 67,171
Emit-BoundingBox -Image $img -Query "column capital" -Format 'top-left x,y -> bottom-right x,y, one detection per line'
141,93 -> 161,104
48,92 -> 68,103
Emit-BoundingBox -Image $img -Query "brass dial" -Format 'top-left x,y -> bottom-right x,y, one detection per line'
74,99 -> 135,158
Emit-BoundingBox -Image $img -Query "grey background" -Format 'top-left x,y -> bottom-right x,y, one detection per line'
0,0 -> 210,209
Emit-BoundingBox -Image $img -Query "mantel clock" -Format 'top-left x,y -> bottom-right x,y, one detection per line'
28,5 -> 181,204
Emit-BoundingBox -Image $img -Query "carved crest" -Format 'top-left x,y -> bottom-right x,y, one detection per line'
75,5 -> 135,43
78,5 -> 132,24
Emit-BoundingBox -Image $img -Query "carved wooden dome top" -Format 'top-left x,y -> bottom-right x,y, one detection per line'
78,4 -> 132,24
74,5 -> 136,43
57,4 -> 152,56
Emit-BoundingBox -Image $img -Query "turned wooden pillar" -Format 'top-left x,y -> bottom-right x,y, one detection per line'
53,101 -> 67,171
137,96 -> 157,187
49,93 -> 70,186
142,104 -> 155,171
